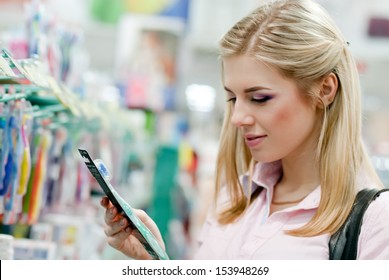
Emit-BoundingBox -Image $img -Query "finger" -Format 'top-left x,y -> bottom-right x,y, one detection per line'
133,209 -> 165,250
135,209 -> 162,238
104,205 -> 123,225
106,225 -> 132,250
108,230 -> 153,260
100,196 -> 110,208
104,217 -> 129,237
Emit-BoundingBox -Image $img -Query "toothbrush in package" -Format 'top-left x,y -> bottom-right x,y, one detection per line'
78,148 -> 169,260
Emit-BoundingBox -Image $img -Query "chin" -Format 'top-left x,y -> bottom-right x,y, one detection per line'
251,155 -> 281,164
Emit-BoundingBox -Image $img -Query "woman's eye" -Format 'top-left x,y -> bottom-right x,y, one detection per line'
252,96 -> 272,103
226,97 -> 236,103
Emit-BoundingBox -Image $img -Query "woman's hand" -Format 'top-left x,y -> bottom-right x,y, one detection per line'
100,196 -> 165,260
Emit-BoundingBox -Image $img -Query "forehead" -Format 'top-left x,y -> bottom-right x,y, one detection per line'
222,55 -> 289,89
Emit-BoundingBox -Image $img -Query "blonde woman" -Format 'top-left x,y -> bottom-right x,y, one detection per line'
100,0 -> 389,259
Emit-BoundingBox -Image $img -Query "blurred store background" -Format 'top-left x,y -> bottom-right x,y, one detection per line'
0,0 -> 388,260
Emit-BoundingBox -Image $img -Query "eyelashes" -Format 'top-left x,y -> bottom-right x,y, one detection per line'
252,96 -> 272,103
226,95 -> 272,104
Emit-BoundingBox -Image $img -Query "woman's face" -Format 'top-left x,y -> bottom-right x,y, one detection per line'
223,55 -> 322,163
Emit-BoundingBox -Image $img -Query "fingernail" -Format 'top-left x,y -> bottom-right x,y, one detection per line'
110,208 -> 115,215
125,227 -> 130,233
120,218 -> 126,226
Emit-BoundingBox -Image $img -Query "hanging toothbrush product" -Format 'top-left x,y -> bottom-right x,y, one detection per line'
78,148 -> 169,260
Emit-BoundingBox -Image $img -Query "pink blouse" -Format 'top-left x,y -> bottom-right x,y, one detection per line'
194,161 -> 389,259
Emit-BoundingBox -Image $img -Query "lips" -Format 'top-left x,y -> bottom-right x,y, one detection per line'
244,134 -> 267,148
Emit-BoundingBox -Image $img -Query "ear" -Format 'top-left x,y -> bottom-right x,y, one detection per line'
319,72 -> 338,107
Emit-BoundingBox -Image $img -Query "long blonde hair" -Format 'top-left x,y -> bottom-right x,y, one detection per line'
215,0 -> 383,236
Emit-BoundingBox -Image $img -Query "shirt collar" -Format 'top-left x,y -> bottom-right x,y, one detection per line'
252,160 -> 283,190
242,160 -> 321,210
241,160 -> 380,212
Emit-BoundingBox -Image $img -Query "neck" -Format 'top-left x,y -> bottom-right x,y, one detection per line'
277,152 -> 320,196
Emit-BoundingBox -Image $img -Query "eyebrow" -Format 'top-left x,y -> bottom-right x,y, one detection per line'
224,86 -> 271,94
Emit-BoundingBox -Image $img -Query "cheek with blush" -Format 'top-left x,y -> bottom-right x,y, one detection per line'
271,105 -> 296,126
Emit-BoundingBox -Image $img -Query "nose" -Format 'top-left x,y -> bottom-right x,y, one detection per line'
230,100 -> 254,127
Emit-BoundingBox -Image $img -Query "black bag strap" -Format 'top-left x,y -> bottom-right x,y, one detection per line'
329,188 -> 389,260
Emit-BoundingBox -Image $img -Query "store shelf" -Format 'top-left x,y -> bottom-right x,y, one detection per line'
0,76 -> 28,85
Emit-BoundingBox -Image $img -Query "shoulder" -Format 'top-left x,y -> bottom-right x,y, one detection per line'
365,190 -> 389,217
358,190 -> 389,259
362,189 -> 389,229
